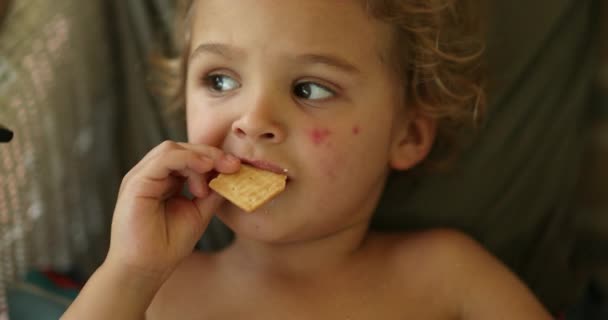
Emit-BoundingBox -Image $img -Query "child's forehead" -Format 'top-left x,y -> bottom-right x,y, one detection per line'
189,0 -> 393,66
191,0 -> 375,30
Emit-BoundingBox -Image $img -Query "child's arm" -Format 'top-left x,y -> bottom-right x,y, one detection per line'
60,141 -> 240,320
60,261 -> 164,320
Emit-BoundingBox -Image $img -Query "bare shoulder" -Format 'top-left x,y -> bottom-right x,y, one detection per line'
383,229 -> 552,320
398,228 -> 497,269
146,253 -> 215,320
378,228 -> 491,275
387,228 -> 483,259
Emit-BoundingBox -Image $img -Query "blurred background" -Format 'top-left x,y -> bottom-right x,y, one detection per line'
0,0 -> 607,319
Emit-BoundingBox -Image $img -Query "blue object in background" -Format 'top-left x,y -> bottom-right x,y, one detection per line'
7,271 -> 78,319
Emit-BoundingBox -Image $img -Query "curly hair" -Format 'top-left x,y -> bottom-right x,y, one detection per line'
150,0 -> 486,170
364,0 -> 486,169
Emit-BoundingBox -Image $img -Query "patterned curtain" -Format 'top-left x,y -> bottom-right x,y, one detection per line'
0,0 -> 192,317
0,1 -> 120,317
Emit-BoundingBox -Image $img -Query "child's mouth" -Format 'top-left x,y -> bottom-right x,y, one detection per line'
237,157 -> 292,185
205,158 -> 291,184
240,158 -> 289,177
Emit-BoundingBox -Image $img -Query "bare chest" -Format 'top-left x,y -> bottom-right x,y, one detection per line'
154,271 -> 452,320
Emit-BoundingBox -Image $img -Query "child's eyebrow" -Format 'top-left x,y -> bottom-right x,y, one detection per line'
295,54 -> 361,75
189,42 -> 245,62
189,42 -> 361,75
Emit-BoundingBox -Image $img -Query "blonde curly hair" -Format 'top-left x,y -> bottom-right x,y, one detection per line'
150,0 -> 486,170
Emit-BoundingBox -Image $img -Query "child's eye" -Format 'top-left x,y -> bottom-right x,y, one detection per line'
203,74 -> 240,93
293,82 -> 335,100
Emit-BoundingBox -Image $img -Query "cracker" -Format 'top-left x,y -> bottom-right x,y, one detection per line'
209,164 -> 287,212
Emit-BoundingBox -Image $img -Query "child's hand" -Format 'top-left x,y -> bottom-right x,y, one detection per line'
104,141 -> 240,284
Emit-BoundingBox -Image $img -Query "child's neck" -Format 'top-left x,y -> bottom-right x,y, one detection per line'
224,221 -> 371,281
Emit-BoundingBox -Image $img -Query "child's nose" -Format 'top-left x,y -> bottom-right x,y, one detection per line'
231,103 -> 286,144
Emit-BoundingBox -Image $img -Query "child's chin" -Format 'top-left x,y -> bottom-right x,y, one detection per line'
216,209 -> 299,243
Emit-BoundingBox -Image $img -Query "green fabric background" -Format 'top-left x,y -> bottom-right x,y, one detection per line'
1,0 -> 605,316
374,0 -> 602,311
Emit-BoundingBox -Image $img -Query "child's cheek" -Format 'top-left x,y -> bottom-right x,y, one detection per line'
306,125 -> 362,179
309,128 -> 332,147
187,114 -> 231,146
306,127 -> 337,178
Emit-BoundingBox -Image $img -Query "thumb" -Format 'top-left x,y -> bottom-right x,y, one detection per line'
193,191 -> 224,222
166,193 -> 224,252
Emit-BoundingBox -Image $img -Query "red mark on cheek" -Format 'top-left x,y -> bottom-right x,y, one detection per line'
352,125 -> 361,135
310,128 -> 331,145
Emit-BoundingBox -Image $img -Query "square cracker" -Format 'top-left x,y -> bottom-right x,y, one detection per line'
209,164 -> 287,212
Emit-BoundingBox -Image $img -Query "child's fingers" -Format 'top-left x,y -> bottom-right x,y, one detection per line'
125,142 -> 212,180
185,169 -> 209,198
125,142 -> 238,187
193,191 -> 225,222
122,149 -> 213,199
157,174 -> 186,200
146,149 -> 212,180
176,143 -> 240,173
165,193 -> 224,250
142,141 -> 223,165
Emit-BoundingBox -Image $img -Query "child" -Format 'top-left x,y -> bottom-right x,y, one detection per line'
63,0 -> 552,318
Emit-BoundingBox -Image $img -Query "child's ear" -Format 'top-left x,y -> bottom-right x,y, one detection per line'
389,113 -> 437,171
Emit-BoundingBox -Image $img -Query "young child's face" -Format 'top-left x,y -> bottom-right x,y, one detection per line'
186,0 -> 410,242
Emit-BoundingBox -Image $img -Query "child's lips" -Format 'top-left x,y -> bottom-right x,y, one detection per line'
239,158 -> 290,178
206,158 -> 291,185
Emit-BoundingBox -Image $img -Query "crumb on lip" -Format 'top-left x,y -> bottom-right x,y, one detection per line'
239,158 -> 289,177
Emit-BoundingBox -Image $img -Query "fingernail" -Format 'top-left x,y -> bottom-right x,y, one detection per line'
199,156 -> 214,167
223,153 -> 239,163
